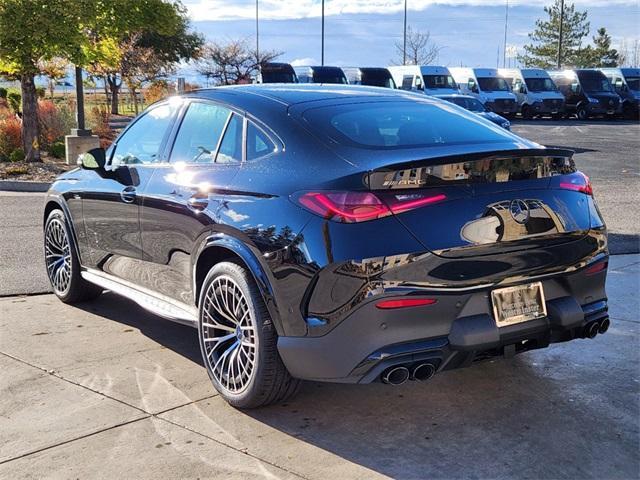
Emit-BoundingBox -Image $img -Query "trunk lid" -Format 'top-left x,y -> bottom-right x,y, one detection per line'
367,148 -> 593,258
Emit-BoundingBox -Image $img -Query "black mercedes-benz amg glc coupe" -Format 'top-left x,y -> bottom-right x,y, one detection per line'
43,85 -> 609,408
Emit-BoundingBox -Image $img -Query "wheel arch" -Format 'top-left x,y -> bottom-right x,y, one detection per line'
43,197 -> 83,262
193,234 -> 284,335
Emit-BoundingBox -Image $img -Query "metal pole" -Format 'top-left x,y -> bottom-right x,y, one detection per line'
403,0 -> 408,65
321,0 -> 325,65
256,0 -> 259,61
73,66 -> 89,136
502,0 -> 509,68
557,0 -> 564,68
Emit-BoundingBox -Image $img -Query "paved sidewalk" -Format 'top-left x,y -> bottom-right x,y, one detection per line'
1,255 -> 638,479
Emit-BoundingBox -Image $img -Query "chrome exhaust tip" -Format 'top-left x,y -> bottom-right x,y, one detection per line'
585,321 -> 599,339
598,318 -> 610,335
382,366 -> 410,385
412,363 -> 436,381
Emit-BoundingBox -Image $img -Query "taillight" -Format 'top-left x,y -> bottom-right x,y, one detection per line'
559,172 -> 593,196
294,191 -> 446,223
376,298 -> 437,309
585,260 -> 608,276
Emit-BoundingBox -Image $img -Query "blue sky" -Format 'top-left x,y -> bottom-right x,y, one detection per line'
183,0 -> 640,70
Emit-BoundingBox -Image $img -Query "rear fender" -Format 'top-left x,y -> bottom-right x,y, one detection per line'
192,233 -> 285,336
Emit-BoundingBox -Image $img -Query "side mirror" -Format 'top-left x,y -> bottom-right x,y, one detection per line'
520,85 -> 527,94
471,86 -> 479,94
78,148 -> 106,170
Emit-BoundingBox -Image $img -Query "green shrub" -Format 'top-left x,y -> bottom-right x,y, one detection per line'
50,141 -> 65,159
9,148 -> 25,162
0,87 -> 7,99
36,87 -> 46,99
7,91 -> 21,113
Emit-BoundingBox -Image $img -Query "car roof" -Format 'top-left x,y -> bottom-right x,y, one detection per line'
189,84 -> 421,108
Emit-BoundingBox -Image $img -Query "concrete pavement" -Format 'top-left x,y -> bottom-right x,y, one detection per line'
1,255 -> 638,479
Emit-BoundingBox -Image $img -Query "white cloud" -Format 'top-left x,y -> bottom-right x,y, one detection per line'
290,57 -> 319,66
184,0 -> 637,22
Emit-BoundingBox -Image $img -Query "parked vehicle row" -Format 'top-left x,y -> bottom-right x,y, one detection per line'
256,62 -> 640,120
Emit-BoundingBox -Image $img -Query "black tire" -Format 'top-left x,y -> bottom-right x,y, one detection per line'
622,103 -> 637,120
198,261 -> 300,409
44,209 -> 102,303
521,105 -> 532,120
577,105 -> 589,120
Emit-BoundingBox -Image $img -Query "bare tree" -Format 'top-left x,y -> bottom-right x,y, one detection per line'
392,27 -> 443,65
197,38 -> 282,85
38,58 -> 69,99
120,35 -> 174,114
618,38 -> 640,67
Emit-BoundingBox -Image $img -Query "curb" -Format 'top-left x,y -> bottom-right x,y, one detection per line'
0,180 -> 51,193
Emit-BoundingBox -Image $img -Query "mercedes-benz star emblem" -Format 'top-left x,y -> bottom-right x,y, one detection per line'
510,199 -> 530,224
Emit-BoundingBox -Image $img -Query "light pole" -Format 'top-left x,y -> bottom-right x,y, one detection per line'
502,0 -> 509,68
321,0 -> 325,65
403,0 -> 408,65
557,0 -> 565,68
256,0 -> 259,61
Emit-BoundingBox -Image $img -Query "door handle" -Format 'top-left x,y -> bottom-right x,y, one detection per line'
120,186 -> 136,203
188,195 -> 209,212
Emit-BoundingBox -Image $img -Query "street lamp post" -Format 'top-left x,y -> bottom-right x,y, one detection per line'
65,65 -> 99,165
73,66 -> 90,136
256,0 -> 259,60
557,0 -> 565,68
321,0 -> 325,65
403,0 -> 408,65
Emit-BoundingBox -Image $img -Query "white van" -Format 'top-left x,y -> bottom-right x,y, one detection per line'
449,67 -> 518,116
499,68 -> 565,119
387,66 -> 459,95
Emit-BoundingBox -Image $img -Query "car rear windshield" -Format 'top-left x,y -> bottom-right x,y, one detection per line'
302,101 -> 513,149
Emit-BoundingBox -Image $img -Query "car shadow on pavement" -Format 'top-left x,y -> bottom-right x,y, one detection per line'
608,232 -> 640,255
241,346 -> 638,479
74,292 -> 203,366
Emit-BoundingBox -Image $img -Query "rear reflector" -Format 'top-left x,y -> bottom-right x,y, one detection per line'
585,261 -> 608,276
295,191 -> 446,223
375,298 -> 438,309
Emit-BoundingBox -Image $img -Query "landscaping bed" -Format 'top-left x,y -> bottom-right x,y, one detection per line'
0,156 -> 74,183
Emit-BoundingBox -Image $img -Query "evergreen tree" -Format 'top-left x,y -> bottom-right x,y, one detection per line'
591,28 -> 619,67
519,0 -> 590,69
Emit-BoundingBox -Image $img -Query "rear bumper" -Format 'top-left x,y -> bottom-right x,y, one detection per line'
277,258 -> 608,383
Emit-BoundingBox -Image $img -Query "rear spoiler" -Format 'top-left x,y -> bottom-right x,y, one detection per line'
366,148 -> 576,190
368,148 -> 575,174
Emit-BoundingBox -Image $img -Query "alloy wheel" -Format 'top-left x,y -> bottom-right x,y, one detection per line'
201,275 -> 258,393
44,218 -> 72,294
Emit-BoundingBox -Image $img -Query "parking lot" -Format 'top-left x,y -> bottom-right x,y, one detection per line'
1,119 -> 639,478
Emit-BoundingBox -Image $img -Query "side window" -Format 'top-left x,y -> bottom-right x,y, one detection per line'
401,75 -> 413,90
111,103 -> 176,166
216,113 -> 243,164
414,75 -> 423,90
246,122 -> 276,161
170,102 -> 231,164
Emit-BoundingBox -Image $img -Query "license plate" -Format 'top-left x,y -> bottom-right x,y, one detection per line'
551,110 -> 558,114
607,110 -> 614,114
491,282 -> 547,327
